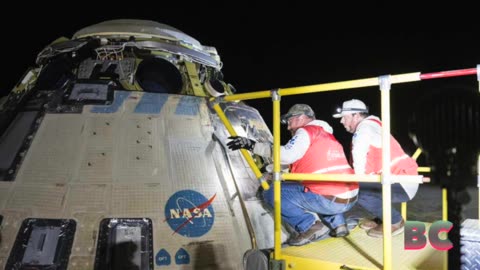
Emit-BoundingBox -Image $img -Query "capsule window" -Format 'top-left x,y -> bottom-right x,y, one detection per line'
5,218 -> 76,270
135,57 -> 183,94
94,218 -> 153,270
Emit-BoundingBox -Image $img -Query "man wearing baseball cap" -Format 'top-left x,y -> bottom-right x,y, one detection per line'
333,99 -> 419,237
227,104 -> 358,246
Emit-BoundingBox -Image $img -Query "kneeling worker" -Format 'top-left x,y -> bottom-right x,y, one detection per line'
333,99 -> 419,238
228,104 -> 358,246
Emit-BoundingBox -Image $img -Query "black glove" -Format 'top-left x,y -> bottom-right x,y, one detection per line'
227,136 -> 256,151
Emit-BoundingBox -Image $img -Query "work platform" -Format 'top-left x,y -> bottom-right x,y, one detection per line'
276,183 -> 454,270
282,223 -> 445,270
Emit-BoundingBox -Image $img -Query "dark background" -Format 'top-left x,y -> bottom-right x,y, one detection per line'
1,5 -> 478,164
0,5 -> 479,268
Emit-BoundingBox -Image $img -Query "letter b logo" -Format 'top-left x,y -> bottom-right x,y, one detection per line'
404,220 -> 453,250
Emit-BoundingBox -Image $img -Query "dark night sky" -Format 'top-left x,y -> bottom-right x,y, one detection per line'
2,5 -> 479,93
1,7 -> 477,268
1,5 -> 479,152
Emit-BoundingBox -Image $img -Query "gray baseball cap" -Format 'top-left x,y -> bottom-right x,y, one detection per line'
281,104 -> 315,124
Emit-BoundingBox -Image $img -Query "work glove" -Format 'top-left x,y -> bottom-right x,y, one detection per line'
227,136 -> 256,151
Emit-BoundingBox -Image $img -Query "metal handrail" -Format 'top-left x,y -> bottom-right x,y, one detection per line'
213,66 -> 478,270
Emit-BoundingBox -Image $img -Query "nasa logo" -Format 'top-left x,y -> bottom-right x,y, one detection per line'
164,190 -> 216,237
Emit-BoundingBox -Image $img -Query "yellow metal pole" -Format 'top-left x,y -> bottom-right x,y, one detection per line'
283,173 -> 378,182
221,72 -> 421,102
442,188 -> 448,221
417,167 -> 431,173
442,187 -> 448,270
272,90 -> 283,260
282,173 -> 422,183
279,72 -> 420,96
212,101 -> 269,190
412,148 -> 422,160
379,75 -> 392,270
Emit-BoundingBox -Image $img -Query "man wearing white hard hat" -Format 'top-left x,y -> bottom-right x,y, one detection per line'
333,99 -> 419,238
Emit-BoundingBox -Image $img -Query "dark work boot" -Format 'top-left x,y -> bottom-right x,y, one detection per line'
329,224 -> 349,237
288,221 -> 330,246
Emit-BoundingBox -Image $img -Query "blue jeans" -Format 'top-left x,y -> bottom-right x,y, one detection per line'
263,182 -> 356,233
357,182 -> 410,224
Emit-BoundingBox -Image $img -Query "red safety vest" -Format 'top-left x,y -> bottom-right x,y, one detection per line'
364,118 -> 418,175
291,125 -> 358,196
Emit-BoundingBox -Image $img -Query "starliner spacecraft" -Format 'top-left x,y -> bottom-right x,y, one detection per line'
0,19 -> 283,270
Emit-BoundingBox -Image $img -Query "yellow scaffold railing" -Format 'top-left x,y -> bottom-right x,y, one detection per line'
212,67 -> 478,270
